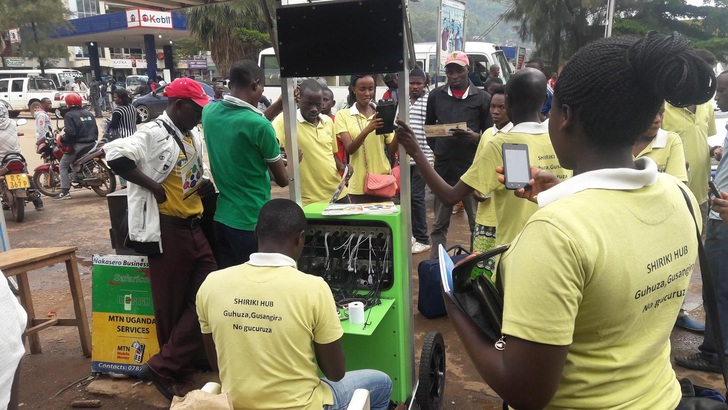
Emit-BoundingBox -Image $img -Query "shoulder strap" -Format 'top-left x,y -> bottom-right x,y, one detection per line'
155,119 -> 186,158
678,184 -> 728,392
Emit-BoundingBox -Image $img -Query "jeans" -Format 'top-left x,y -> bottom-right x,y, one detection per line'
91,97 -> 103,117
410,165 -> 429,244
213,221 -> 257,269
699,219 -> 728,361
59,142 -> 95,190
430,193 -> 476,258
322,370 -> 392,410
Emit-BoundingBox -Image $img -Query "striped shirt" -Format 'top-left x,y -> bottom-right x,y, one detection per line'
110,105 -> 139,138
409,92 -> 433,165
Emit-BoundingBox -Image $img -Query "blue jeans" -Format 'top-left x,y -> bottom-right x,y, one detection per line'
699,219 -> 728,361
213,221 -> 257,269
411,165 -> 429,244
322,370 -> 392,410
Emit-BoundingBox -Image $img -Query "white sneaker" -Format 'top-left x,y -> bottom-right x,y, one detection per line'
412,242 -> 432,254
411,236 -> 416,246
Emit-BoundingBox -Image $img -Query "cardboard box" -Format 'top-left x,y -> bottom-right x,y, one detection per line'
91,255 -> 159,376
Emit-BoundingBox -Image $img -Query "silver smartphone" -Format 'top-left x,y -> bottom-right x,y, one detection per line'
502,143 -> 531,190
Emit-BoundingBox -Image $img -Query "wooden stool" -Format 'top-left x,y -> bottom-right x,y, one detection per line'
0,247 -> 91,357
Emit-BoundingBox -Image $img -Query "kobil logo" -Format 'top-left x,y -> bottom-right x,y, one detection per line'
141,13 -> 171,25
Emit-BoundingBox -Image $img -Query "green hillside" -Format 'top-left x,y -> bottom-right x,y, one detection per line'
409,0 -> 523,46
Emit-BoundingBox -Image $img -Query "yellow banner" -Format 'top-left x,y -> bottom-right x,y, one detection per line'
91,312 -> 160,370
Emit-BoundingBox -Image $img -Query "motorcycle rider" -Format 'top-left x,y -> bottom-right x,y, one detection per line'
0,105 -> 43,211
55,93 -> 98,200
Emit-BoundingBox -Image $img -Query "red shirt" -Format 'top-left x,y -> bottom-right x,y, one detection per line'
450,87 -> 466,99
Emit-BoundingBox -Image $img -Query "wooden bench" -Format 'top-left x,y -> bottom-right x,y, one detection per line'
1,247 -> 91,357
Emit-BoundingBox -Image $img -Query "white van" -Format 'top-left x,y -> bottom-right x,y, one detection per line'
414,42 -> 513,87
258,48 -> 384,113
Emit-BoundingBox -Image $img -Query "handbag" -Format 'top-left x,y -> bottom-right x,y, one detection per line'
677,186 -> 728,409
449,244 -> 510,344
360,127 -> 397,198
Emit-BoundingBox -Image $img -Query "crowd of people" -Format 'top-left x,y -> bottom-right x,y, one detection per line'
4,29 -> 728,410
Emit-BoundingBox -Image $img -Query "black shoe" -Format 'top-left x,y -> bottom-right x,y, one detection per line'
140,363 -> 174,400
676,314 -> 705,333
675,353 -> 722,374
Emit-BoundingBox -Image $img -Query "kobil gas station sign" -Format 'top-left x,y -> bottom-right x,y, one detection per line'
126,8 -> 173,29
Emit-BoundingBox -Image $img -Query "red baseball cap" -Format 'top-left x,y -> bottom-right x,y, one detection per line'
163,78 -> 210,108
445,51 -> 470,67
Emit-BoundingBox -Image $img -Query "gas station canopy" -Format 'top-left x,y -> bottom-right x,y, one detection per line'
102,0 -> 230,10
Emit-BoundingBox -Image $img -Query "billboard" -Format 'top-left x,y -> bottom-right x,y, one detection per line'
436,0 -> 466,77
126,8 -> 173,29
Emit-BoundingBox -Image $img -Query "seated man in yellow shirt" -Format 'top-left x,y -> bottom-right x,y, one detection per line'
273,79 -> 348,206
196,199 -> 392,410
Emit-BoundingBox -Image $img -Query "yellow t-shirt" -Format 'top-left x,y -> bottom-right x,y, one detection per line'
273,112 -> 346,206
662,102 -> 716,203
635,129 -> 688,183
461,122 -> 571,246
158,134 -> 203,218
334,106 -> 394,195
500,172 -> 698,409
474,124 -> 513,227
196,254 -> 344,410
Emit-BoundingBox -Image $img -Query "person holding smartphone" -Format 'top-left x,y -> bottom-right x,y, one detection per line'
335,74 -> 398,203
397,67 -> 570,251
444,33 -> 711,409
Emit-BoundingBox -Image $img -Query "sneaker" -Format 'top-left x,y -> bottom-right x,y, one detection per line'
676,313 -> 705,333
675,353 -> 722,374
452,202 -> 465,214
411,236 -> 416,246
53,192 -> 71,200
34,203 -> 44,212
412,242 -> 432,254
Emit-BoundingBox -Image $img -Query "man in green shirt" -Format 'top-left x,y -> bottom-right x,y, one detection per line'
202,60 -> 289,268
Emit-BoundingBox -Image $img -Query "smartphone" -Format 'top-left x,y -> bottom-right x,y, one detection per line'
709,180 -> 721,199
375,99 -> 396,135
502,143 -> 531,190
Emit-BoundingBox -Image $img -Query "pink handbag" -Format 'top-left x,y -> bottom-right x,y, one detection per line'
364,172 -> 397,198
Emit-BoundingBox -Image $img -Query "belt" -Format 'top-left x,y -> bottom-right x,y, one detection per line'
159,214 -> 201,229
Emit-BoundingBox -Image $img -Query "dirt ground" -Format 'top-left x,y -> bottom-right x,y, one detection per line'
7,113 -> 720,409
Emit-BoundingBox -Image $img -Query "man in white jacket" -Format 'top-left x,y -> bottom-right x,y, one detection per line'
105,78 -> 217,399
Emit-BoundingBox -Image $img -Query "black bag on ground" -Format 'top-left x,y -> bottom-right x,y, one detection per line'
417,245 -> 470,319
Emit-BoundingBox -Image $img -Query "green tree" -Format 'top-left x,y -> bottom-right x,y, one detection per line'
0,0 -> 71,73
187,0 -> 272,77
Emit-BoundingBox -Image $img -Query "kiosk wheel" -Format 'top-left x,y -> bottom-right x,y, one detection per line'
416,331 -> 446,410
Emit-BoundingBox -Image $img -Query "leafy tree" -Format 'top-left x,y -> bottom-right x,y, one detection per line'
0,0 -> 70,73
187,0 -> 271,77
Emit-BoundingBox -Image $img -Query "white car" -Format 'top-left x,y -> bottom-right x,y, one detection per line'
0,76 -> 89,117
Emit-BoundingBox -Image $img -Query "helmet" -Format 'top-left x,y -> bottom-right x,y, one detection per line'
65,93 -> 82,108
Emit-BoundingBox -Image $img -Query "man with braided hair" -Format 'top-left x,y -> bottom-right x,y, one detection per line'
424,32 -> 713,409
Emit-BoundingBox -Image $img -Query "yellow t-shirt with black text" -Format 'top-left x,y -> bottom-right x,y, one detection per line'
500,173 -> 697,409
461,122 -> 571,246
196,257 -> 343,410
474,123 -> 513,226
635,128 -> 688,183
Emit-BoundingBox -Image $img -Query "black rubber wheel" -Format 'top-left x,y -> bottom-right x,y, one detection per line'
91,161 -> 116,197
416,331 -> 446,410
33,169 -> 61,197
8,192 -> 24,222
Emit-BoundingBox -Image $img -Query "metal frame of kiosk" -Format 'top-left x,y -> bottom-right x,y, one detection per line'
275,0 -> 445,407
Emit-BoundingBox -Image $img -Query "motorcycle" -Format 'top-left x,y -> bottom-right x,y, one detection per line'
0,152 -> 33,222
33,110 -> 116,198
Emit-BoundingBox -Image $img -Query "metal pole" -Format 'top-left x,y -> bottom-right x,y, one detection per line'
605,0 -> 616,38
278,0 -> 302,205
435,3 -> 443,87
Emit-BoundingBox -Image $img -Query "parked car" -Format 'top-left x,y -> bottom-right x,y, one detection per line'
133,82 -> 214,122
0,76 -> 89,117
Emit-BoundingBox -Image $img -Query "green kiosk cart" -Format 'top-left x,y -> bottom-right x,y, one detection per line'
275,0 -> 445,408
